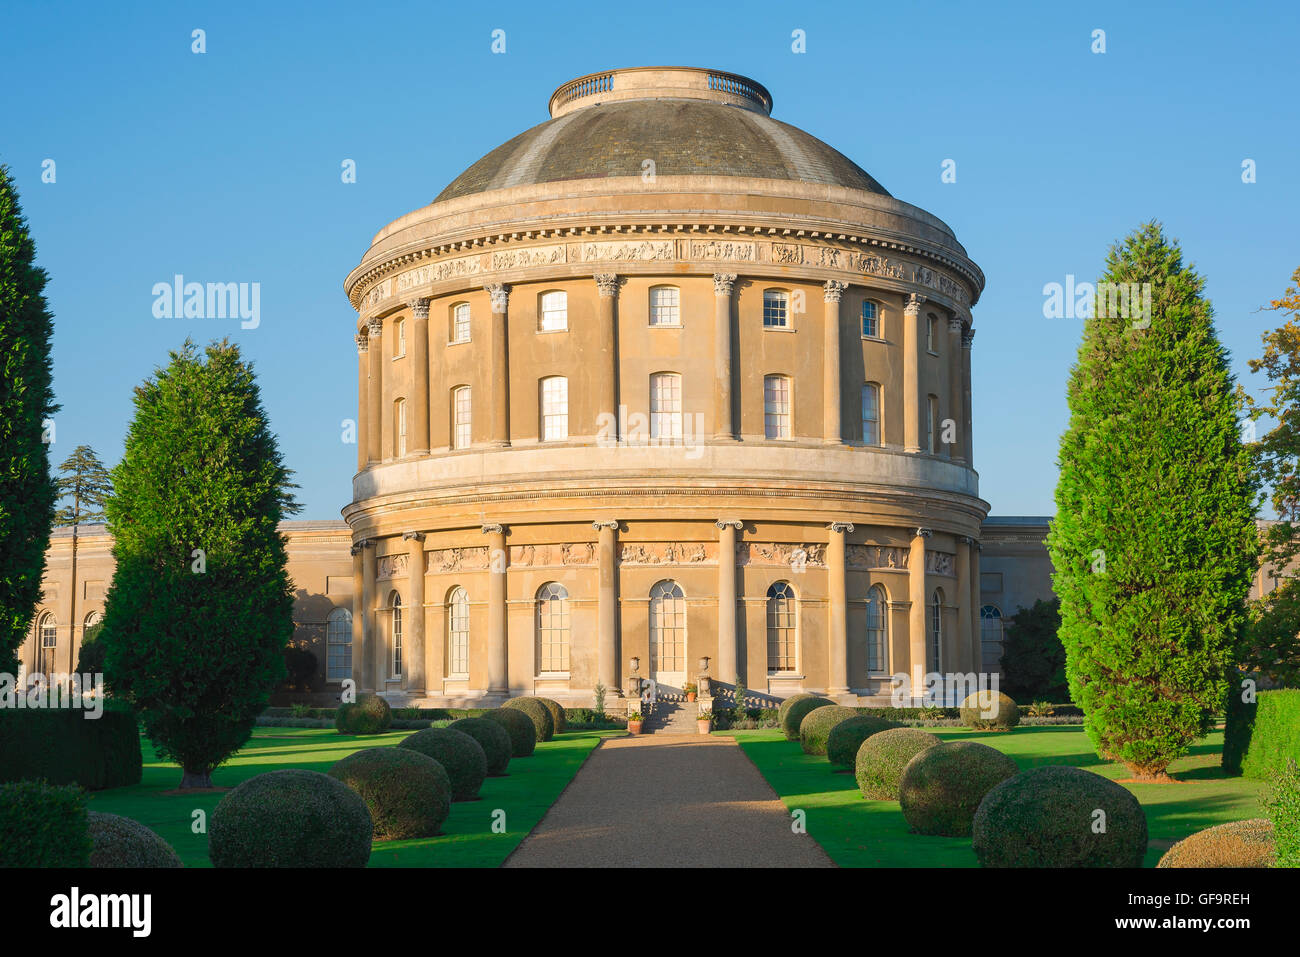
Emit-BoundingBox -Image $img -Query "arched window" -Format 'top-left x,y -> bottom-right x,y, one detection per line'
928,589 -> 943,674
539,376 -> 568,441
649,581 -> 686,678
447,587 -> 469,678
451,302 -> 471,343
861,383 -> 881,446
83,611 -> 103,629
980,605 -> 1004,675
540,291 -> 568,331
861,300 -> 880,338
763,289 -> 789,328
326,608 -> 352,681
37,612 -> 56,674
649,285 -> 680,326
390,592 -> 403,678
394,398 -> 407,457
766,582 -> 797,673
866,585 -> 888,674
764,375 -> 791,439
536,583 -> 570,674
650,372 -> 682,441
451,386 -> 471,449
394,318 -> 406,358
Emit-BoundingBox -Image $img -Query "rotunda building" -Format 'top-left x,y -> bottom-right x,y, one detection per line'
342,66 -> 987,710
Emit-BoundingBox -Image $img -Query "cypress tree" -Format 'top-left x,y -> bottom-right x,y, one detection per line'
101,339 -> 299,787
1047,222 -> 1259,780
0,165 -> 58,675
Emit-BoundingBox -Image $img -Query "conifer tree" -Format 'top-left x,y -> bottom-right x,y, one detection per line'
54,444 -> 112,672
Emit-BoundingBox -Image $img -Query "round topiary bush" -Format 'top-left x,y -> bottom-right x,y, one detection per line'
536,697 -> 567,734
781,696 -> 834,741
327,747 -> 451,840
210,769 -> 372,867
1157,819 -> 1275,869
447,717 -> 512,776
502,697 -> 554,742
335,695 -> 392,735
899,741 -> 1019,836
855,728 -> 941,800
486,707 -> 537,757
826,716 -> 898,769
88,812 -> 182,868
398,728 -> 488,801
960,690 -> 1020,731
777,693 -> 818,727
972,765 -> 1148,867
798,705 -> 861,756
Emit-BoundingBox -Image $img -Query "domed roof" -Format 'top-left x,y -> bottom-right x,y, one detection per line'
435,67 -> 890,203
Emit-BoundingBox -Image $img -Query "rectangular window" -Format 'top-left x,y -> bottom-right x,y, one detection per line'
650,373 -> 683,441
541,377 -> 568,441
764,375 -> 791,439
395,399 -> 407,457
452,303 -> 471,343
326,612 -> 352,682
448,590 -> 469,678
650,286 -> 680,326
763,290 -> 789,328
453,387 -> 471,449
541,291 -> 568,331
861,300 -> 879,338
927,315 -> 937,353
392,605 -> 403,678
394,319 -> 406,358
861,384 -> 880,446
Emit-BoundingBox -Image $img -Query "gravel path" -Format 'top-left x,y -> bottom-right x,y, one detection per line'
504,735 -> 833,868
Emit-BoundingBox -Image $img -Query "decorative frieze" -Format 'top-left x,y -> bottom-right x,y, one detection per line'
619,542 -> 714,564
846,544 -> 909,570
689,239 -> 755,261
376,553 -> 408,580
580,240 -> 675,263
425,546 -> 490,573
738,542 -> 826,567
510,543 -> 597,567
926,550 -> 956,576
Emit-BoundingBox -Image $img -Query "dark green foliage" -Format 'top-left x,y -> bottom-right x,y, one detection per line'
959,691 -> 1020,731
282,645 -> 317,690
826,716 -> 898,768
1264,759 -> 1300,867
486,707 -> 537,757
1158,819 -> 1275,868
971,766 -> 1147,867
1225,689 -> 1300,779
780,696 -> 832,741
54,445 -> 111,528
854,728 -> 941,801
335,695 -> 392,735
777,693 -> 817,727
1047,222 -> 1259,779
88,811 -> 182,868
898,741 -> 1018,836
447,716 -> 512,776
999,599 -> 1068,702
798,705 -> 860,755
0,166 -> 58,676
99,340 -> 299,787
502,697 -> 554,741
75,620 -> 105,674
0,703 -> 142,789
398,728 -> 487,800
733,679 -> 747,722
0,780 -> 91,867
328,747 -> 450,840
535,697 -> 566,733
210,769 -> 371,867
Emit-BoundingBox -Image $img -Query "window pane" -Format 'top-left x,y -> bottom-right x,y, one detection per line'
650,373 -> 682,440
763,290 -> 788,328
650,286 -> 680,326
766,582 -> 797,672
536,583 -> 570,673
866,586 -> 886,673
649,581 -> 685,673
449,588 -> 469,677
541,377 -> 568,441
764,375 -> 790,439
392,596 -> 403,677
453,387 -> 471,449
327,609 -> 353,681
541,291 -> 568,331
861,300 -> 879,338
861,384 -> 880,446
453,303 -> 471,342
396,399 -> 407,457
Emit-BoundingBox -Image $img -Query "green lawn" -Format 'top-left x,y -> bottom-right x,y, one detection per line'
87,727 -> 615,867
728,725 -> 1268,867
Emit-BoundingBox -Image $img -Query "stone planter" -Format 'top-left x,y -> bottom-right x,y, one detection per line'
697,719 -> 711,735
686,692 -> 697,703
628,719 -> 644,735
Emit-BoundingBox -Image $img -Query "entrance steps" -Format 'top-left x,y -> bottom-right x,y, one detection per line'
642,698 -> 700,735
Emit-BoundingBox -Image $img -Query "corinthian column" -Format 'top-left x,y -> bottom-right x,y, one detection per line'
408,298 -> 431,455
955,537 -> 972,672
358,539 -> 377,693
366,318 -> 383,464
827,521 -> 853,695
713,274 -> 737,440
355,333 -> 369,471
902,294 -> 926,453
947,316 -> 964,462
595,275 -> 619,441
716,519 -> 743,684
485,283 -> 511,447
483,524 -> 509,696
908,527 -> 931,699
594,520 -> 620,697
962,329 -> 975,468
403,531 -> 426,696
823,281 -> 847,444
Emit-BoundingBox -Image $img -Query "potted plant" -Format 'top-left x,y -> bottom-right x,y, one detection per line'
627,711 -> 644,735
683,682 -> 698,703
696,710 -> 712,735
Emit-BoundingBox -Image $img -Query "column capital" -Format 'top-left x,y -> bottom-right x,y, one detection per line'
402,530 -> 426,542
481,523 -> 506,536
407,297 -> 430,319
366,317 -> 383,337
594,273 -> 620,297
592,520 -> 619,531
962,328 -> 976,348
712,273 -> 737,297
947,315 -> 964,334
822,279 -> 847,303
958,535 -> 975,546
827,521 -> 855,534
715,519 -> 744,531
484,282 -> 511,312
914,526 -> 933,539
350,538 -> 375,555
355,333 -> 369,354
903,293 -> 928,316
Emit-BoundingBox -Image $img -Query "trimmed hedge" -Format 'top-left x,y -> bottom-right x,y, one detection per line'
899,741 -> 1018,836
502,697 -> 554,742
1157,819 -> 1275,868
972,765 -> 1148,867
210,769 -> 372,867
447,717 -> 512,776
855,728 -> 941,801
0,703 -> 142,790
328,747 -> 451,840
826,716 -> 898,768
1223,689 -> 1300,779
398,728 -> 488,801
335,695 -> 392,735
781,696 -> 834,741
798,705 -> 861,756
536,697 -> 567,733
0,780 -> 92,867
960,691 -> 1020,731
88,811 -> 182,868
486,708 -> 537,757
777,693 -> 818,727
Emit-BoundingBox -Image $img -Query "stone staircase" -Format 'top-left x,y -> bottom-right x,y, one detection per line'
641,698 -> 700,734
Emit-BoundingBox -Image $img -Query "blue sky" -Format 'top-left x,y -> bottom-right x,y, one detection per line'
6,0 -> 1297,519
